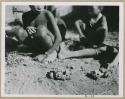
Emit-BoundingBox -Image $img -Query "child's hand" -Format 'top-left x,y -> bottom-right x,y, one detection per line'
26,26 -> 36,38
89,19 -> 98,27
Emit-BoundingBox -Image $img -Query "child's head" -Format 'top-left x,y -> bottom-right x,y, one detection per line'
88,6 -> 104,17
29,5 -> 45,12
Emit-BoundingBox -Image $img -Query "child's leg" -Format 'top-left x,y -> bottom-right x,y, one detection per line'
59,42 -> 99,59
59,43 -> 117,59
5,25 -> 28,52
75,19 -> 86,38
33,25 -> 58,63
6,25 -> 28,43
15,27 -> 28,42
36,25 -> 55,50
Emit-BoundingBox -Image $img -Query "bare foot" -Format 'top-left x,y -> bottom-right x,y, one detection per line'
33,54 -> 47,62
58,42 -> 70,59
44,51 -> 57,64
34,51 -> 57,64
98,46 -> 107,52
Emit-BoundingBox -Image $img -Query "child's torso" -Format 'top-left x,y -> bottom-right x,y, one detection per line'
85,15 -> 105,37
23,11 -> 48,28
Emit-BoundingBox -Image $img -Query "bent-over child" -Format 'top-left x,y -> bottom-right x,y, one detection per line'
6,5 -> 62,63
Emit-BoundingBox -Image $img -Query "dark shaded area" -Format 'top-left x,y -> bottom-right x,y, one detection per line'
62,6 -> 119,32
5,37 -> 18,52
94,45 -> 118,69
86,72 -> 98,80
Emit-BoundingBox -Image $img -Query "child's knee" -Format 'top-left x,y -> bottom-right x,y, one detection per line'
75,20 -> 83,25
75,20 -> 85,30
17,28 -> 28,42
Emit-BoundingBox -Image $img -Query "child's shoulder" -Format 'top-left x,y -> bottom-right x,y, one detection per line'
40,10 -> 53,15
98,14 -> 108,30
95,14 -> 107,25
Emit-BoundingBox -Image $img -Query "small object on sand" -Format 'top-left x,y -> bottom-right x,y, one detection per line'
23,64 -> 27,66
46,68 -> 72,81
86,69 -> 109,80
86,71 -> 98,80
46,71 -> 55,79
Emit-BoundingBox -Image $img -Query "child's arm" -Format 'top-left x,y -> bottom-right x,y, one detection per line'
97,16 -> 108,34
22,12 -> 37,38
97,18 -> 108,32
45,11 -> 62,55
75,19 -> 86,38
93,16 -> 108,45
22,13 -> 27,29
57,18 -> 67,28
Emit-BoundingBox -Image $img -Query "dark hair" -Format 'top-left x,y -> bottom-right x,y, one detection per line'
29,5 -> 34,10
88,6 -> 104,12
8,19 -> 23,27
98,6 -> 104,12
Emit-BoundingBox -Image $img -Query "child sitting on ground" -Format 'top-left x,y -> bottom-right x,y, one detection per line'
58,6 -> 118,78
59,6 -> 109,59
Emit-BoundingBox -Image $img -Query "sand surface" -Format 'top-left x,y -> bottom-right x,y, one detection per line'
5,31 -> 119,95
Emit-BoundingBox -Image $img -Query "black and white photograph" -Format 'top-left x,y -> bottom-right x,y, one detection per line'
1,2 -> 124,97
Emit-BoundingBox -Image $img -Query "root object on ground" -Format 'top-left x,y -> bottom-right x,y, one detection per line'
46,67 -> 73,81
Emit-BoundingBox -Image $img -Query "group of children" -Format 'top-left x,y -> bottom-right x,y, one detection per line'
6,5 -> 118,78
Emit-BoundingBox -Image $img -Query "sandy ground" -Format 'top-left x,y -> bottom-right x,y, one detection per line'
5,31 -> 119,95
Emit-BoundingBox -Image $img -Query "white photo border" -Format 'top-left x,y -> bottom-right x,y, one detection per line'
1,2 -> 124,97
